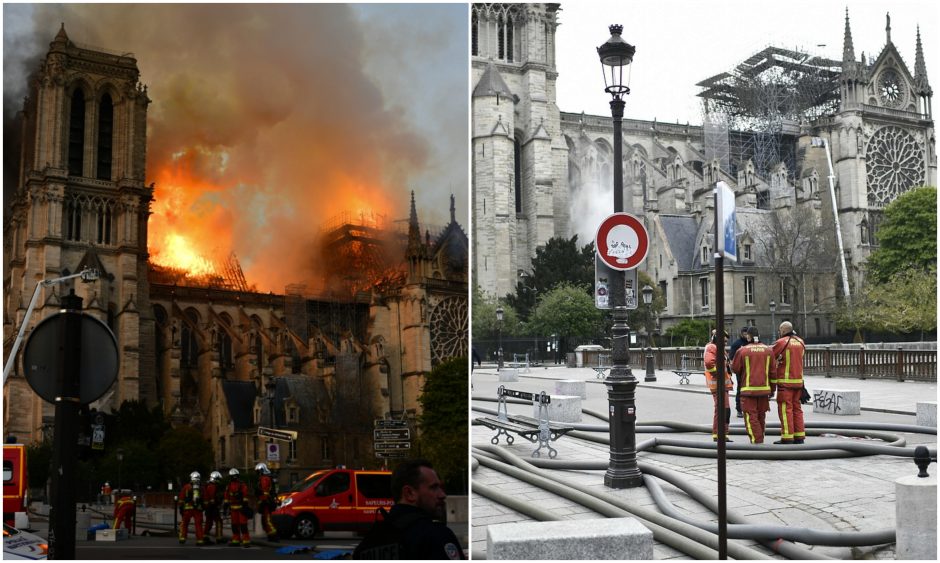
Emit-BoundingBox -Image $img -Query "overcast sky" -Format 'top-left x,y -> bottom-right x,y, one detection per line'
555,0 -> 939,124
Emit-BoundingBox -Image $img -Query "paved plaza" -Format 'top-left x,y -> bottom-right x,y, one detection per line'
470,364 -> 937,559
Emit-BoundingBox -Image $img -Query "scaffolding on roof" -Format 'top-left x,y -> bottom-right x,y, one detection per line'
698,45 -> 841,180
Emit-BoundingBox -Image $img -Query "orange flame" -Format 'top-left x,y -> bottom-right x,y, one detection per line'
148,152 -> 232,276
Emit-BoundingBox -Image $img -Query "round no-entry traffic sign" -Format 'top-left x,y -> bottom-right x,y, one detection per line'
23,312 -> 118,405
595,212 -> 649,271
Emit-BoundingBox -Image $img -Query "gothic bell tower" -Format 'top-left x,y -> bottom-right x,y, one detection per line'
3,25 -> 156,441
823,11 -> 935,291
471,3 -> 569,298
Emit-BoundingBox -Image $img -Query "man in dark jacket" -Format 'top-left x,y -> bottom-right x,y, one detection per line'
353,459 -> 465,560
728,326 -> 751,419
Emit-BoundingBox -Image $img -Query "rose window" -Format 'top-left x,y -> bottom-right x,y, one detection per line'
429,296 -> 468,366
866,126 -> 923,207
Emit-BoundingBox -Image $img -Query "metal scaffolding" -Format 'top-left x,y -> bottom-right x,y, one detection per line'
698,46 -> 841,179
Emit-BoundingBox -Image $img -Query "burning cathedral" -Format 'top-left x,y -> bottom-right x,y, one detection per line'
3,27 -> 468,474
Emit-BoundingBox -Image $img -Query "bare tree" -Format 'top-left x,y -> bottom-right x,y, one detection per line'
755,203 -> 838,333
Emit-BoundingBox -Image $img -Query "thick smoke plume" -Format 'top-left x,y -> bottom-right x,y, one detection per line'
4,4 -> 443,293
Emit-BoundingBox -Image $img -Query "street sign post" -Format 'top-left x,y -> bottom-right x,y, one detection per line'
375,450 -> 408,459
258,427 -> 297,442
266,443 -> 280,462
374,428 -> 411,441
373,441 -> 411,451
374,419 -> 408,429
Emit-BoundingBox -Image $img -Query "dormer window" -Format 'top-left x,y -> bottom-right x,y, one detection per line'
253,405 -> 262,425
287,406 -> 299,424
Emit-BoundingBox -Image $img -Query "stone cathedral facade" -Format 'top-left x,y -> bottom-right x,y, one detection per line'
3,27 -> 469,476
472,3 -> 935,338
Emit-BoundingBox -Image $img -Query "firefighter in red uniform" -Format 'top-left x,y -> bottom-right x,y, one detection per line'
178,471 -> 205,545
254,462 -> 280,541
112,494 -> 135,532
731,327 -> 774,444
224,468 -> 252,547
704,329 -> 734,442
202,471 -> 224,544
771,321 -> 807,444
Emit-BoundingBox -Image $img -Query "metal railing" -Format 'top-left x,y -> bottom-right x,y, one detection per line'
643,346 -> 936,381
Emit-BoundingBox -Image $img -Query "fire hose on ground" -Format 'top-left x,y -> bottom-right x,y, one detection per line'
470,399 -> 936,560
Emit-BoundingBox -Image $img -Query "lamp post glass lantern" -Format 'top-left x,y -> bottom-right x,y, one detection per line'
496,306 -> 504,370
598,24 -> 643,489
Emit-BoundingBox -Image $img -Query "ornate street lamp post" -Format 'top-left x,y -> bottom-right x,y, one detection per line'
642,285 -> 656,382
496,306 -> 504,371
598,24 -> 642,489
265,378 -> 277,429
769,300 -> 777,339
116,448 -> 124,492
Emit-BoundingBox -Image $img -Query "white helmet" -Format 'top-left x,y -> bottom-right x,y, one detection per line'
229,468 -> 240,477
190,471 -> 201,483
255,462 -> 270,475
209,471 -> 222,482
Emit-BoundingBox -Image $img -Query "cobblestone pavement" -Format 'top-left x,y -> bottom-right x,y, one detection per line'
470,366 -> 937,560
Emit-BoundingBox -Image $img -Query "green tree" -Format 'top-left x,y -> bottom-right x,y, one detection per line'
866,186 -> 937,283
471,284 -> 522,339
839,266 -> 937,340
507,235 -> 595,320
663,318 -> 713,347
528,283 -> 605,349
26,440 -> 53,498
156,426 -> 214,485
107,400 -> 170,447
417,357 -> 468,494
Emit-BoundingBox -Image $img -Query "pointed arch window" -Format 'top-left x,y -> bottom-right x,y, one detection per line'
471,12 -> 478,56
95,199 -> 114,245
218,329 -> 233,371
65,196 -> 82,241
181,311 -> 200,368
97,94 -> 114,180
68,89 -> 86,176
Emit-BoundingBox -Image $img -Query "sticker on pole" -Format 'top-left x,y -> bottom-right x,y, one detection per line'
595,212 -> 649,271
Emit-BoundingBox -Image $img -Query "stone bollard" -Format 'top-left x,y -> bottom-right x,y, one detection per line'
812,388 -> 860,415
916,401 -> 937,428
487,517 -> 653,559
75,511 -> 91,540
536,395 -> 581,423
498,369 -> 519,382
555,379 -> 586,399
895,446 -> 937,560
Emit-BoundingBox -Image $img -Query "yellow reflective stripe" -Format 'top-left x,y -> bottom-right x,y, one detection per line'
779,402 -> 792,439
744,356 -> 750,388
745,413 -> 756,443
740,385 -> 770,392
775,377 -> 803,384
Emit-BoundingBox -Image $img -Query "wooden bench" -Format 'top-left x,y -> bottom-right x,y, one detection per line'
474,386 -> 575,458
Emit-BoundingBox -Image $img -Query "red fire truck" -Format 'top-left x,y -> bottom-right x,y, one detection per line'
3,444 -> 29,528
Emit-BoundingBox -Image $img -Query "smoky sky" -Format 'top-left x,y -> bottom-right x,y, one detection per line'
2,3 -> 469,292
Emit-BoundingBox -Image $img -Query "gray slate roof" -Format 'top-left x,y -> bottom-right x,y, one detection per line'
659,214 -> 700,272
472,61 -> 513,99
